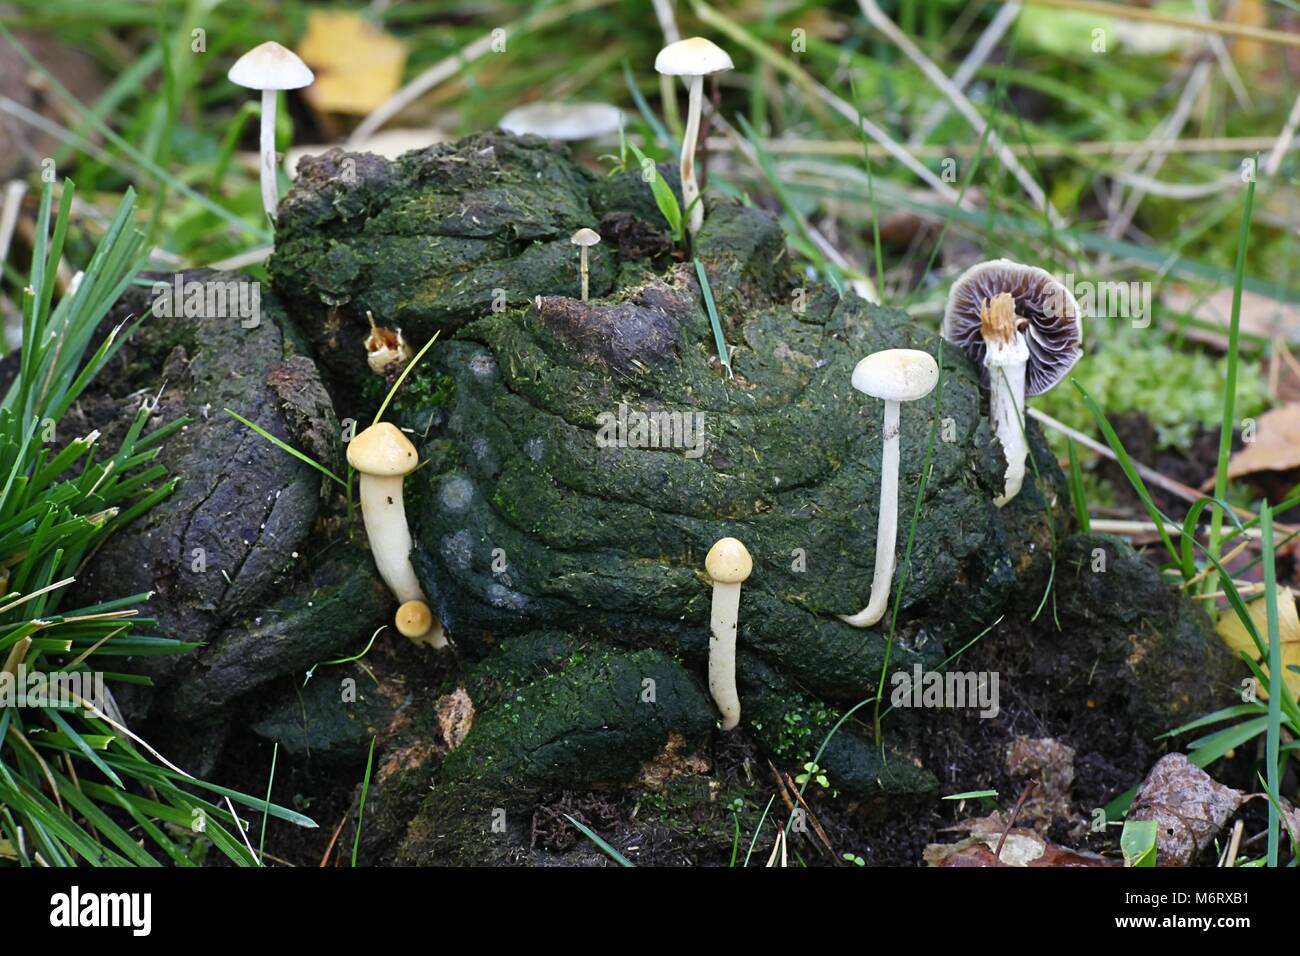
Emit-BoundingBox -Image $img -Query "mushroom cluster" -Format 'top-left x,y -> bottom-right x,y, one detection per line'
942,259 -> 1082,506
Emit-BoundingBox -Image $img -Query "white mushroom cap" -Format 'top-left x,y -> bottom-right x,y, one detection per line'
347,422 -> 419,477
706,537 -> 752,584
228,41 -> 315,91
655,37 -> 734,77
499,102 -> 623,140
570,228 -> 601,247
852,349 -> 939,403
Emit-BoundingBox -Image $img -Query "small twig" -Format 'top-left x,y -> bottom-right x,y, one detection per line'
993,783 -> 1036,864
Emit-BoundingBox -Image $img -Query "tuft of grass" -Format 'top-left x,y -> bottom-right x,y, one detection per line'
0,179 -> 312,866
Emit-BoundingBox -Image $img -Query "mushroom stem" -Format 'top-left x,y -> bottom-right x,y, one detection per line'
841,399 -> 900,628
580,245 -> 590,302
357,473 -> 423,603
981,293 -> 1031,507
681,75 -> 705,235
709,577 -> 742,730
259,88 -> 279,221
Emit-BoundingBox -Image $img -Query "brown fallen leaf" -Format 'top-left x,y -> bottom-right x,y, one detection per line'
434,687 -> 475,750
297,11 -> 407,116
1129,754 -> 1245,866
1006,736 -> 1076,830
1215,403 -> 1300,484
925,812 -> 1115,867
1166,284 -> 1300,348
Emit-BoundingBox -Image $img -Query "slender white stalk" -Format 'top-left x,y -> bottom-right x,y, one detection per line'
580,246 -> 589,302
841,399 -> 899,628
259,88 -> 279,220
986,339 -> 1029,506
978,292 -> 1031,507
709,580 -> 741,730
682,75 -> 704,235
358,473 -> 423,604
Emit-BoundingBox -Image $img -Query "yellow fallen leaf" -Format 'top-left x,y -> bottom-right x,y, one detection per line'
1217,585 -> 1300,699
297,11 -> 406,116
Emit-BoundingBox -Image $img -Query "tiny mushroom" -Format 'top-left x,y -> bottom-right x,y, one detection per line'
942,259 -> 1082,507
396,599 -> 445,649
364,311 -> 412,377
228,41 -> 315,221
499,101 -> 623,141
840,349 -> 939,629
570,228 -> 601,302
705,536 -> 752,731
654,37 -> 733,236
347,422 -> 447,648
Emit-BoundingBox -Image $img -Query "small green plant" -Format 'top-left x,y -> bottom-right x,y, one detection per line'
842,852 -> 866,867
795,762 -> 829,789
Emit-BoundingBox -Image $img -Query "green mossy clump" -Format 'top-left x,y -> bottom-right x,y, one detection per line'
270,134 -> 642,395
403,203 -> 1063,697
272,133 -> 1073,855
398,645 -> 715,865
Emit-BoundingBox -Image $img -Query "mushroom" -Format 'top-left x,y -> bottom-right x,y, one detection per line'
570,228 -> 601,302
364,311 -> 413,377
705,536 -> 752,731
395,599 -> 445,649
228,41 -> 315,221
942,259 -> 1082,506
347,422 -> 447,648
654,37 -> 733,236
499,101 -> 623,141
840,349 -> 939,629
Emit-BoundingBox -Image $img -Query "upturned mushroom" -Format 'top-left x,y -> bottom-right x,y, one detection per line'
347,422 -> 446,648
654,37 -> 733,236
705,536 -> 752,730
942,259 -> 1082,507
228,41 -> 315,221
364,311 -> 412,377
840,349 -> 939,629
570,228 -> 601,302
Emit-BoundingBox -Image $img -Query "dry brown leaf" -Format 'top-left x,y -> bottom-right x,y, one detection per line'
1129,754 -> 1245,866
297,11 -> 407,116
434,687 -> 475,750
1219,404 -> 1300,483
925,812 -> 1114,867
1166,284 -> 1300,348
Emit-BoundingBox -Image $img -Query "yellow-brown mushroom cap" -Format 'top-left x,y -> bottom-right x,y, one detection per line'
347,422 -> 418,476
395,599 -> 433,638
706,537 -> 752,584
